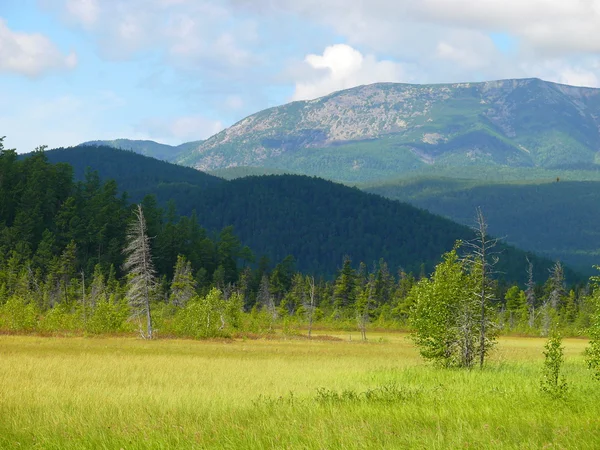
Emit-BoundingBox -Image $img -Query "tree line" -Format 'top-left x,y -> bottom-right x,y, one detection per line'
2,140 -> 600,371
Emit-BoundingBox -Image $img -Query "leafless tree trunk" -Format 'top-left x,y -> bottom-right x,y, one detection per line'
81,270 -> 86,326
123,204 -> 157,339
464,207 -> 499,368
525,258 -> 536,328
305,276 -> 316,338
357,272 -> 375,342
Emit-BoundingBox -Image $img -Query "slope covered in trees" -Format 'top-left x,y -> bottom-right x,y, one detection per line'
365,178 -> 600,273
41,145 -> 223,201
172,174 -> 566,283
41,145 -> 566,283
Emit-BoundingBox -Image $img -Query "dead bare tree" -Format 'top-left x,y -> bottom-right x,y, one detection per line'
463,207 -> 500,368
356,272 -> 375,342
304,276 -> 316,338
525,257 -> 536,328
123,204 -> 157,339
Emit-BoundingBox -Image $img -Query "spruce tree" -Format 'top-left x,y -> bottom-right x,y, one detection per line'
169,255 -> 196,307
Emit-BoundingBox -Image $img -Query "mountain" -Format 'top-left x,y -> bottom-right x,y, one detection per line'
365,178 -> 600,274
43,145 -> 223,200
176,78 -> 600,183
80,139 -> 203,162
44,146 -> 574,283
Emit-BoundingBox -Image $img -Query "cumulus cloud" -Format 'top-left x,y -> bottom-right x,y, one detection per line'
233,0 -> 600,56
65,0 -> 100,27
231,0 -> 600,87
45,0 -> 258,69
521,59 -> 600,88
292,44 -> 411,100
0,19 -> 77,77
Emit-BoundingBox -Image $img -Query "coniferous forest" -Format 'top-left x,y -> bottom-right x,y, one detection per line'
1,139 -> 598,343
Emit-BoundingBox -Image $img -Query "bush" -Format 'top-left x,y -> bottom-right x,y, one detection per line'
173,289 -> 229,339
0,296 -> 39,332
540,331 -> 568,398
39,303 -> 82,333
86,296 -> 131,334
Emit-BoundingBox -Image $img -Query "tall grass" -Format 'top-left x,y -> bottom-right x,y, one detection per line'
0,334 -> 598,449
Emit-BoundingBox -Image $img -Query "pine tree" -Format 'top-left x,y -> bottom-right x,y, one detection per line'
123,205 -> 157,339
333,256 -> 356,314
89,264 -> 107,309
169,255 -> 196,307
505,285 -> 527,329
55,240 -> 77,305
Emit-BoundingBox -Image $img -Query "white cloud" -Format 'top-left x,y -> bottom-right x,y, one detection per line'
435,31 -> 500,71
65,0 -> 100,27
0,19 -> 77,77
231,0 -> 600,88
292,44 -> 411,100
46,0 -> 258,70
521,60 -> 600,88
234,0 -> 600,56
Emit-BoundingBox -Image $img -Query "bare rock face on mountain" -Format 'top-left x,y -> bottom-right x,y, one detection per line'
175,79 -> 600,182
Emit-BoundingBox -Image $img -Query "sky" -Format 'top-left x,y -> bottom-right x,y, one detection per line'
1,0 -> 600,152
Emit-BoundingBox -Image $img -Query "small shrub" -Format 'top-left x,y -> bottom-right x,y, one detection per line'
540,332 -> 568,398
39,303 -> 81,332
585,295 -> 600,381
0,296 -> 38,332
86,296 -> 131,334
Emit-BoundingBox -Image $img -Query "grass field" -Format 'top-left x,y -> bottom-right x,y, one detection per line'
1,333 -> 598,449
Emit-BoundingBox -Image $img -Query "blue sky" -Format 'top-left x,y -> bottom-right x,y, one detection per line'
2,0 -> 600,152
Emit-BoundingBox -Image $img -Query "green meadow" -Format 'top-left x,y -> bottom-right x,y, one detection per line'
1,333 -> 598,449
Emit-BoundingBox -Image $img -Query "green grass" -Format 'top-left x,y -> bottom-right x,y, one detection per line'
1,334 -> 598,449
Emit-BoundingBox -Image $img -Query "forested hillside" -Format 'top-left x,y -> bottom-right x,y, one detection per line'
2,144 -> 244,283
42,146 -> 223,201
365,178 -> 600,273
42,145 -> 570,283
0,139 -> 593,343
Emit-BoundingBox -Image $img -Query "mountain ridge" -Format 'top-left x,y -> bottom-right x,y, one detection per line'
80,138 -> 204,162
173,78 -> 600,183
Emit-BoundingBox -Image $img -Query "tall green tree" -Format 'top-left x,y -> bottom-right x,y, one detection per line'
333,256 -> 356,314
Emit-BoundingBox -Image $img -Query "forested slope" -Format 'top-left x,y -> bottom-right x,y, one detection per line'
42,145 -> 223,200
366,178 -> 600,273
41,145 -> 575,282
